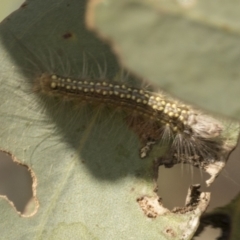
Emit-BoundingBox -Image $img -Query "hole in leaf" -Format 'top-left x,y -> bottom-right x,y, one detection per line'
157,164 -> 209,210
0,151 -> 35,215
157,141 -> 240,211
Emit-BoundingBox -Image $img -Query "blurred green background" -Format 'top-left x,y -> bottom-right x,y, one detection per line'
0,0 -> 23,22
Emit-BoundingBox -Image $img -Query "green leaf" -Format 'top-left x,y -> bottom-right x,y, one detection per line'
87,0 -> 240,119
0,0 -> 214,239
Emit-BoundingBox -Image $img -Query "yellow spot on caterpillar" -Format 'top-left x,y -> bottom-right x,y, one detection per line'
149,96 -> 155,101
182,110 -> 187,114
179,116 -> 184,121
166,103 -> 171,107
173,126 -> 178,132
51,82 -> 57,88
164,109 -> 168,114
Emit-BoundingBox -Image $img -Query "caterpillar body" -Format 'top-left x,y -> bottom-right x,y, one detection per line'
33,72 -> 231,178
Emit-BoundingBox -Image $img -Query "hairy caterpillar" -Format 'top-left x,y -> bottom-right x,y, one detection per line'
8,29 -> 235,187
32,70 -> 234,185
